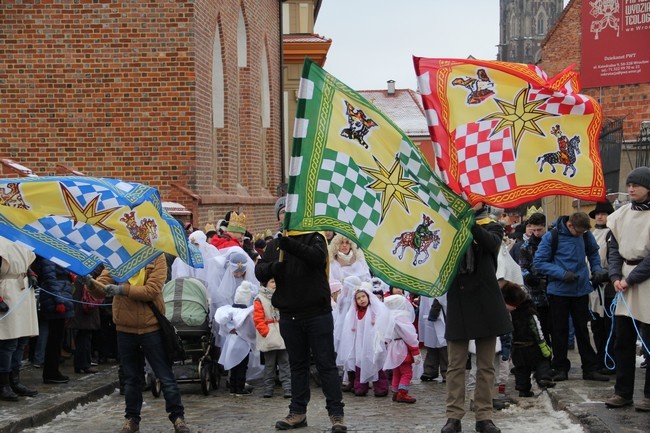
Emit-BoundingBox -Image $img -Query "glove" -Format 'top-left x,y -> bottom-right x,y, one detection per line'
278,235 -> 291,251
591,270 -> 609,284
104,284 -> 125,297
412,354 -> 422,365
76,274 -> 92,286
523,273 -> 540,287
0,296 -> 9,313
539,341 -> 552,359
55,303 -> 66,314
563,271 -> 578,283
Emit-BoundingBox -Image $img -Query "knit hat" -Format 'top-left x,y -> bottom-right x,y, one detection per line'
500,281 -> 528,307
274,196 -> 287,220
227,212 -> 247,234
329,280 -> 342,295
234,281 -> 253,305
588,200 -> 615,219
625,166 -> 650,190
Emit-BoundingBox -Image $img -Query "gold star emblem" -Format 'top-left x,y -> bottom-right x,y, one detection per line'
360,155 -> 424,220
480,85 -> 556,152
61,184 -> 118,231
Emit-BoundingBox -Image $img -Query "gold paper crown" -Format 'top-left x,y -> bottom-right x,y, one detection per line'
228,212 -> 247,234
204,223 -> 216,233
525,205 -> 543,219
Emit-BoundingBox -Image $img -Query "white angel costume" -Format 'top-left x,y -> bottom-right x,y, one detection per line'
418,294 -> 448,350
383,294 -> 420,371
206,247 -> 258,319
213,281 -> 257,371
171,230 -> 221,286
333,275 -> 361,354
336,283 -> 390,384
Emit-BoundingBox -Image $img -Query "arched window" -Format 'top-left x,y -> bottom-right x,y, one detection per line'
260,43 -> 271,128
212,21 -> 224,128
237,8 -> 247,67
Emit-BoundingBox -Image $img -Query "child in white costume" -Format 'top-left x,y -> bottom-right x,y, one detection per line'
253,278 -> 291,398
214,281 -> 257,396
335,276 -> 361,392
383,294 -> 422,403
336,282 -> 390,397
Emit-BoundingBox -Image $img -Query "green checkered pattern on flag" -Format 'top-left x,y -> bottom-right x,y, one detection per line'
285,58 -> 474,297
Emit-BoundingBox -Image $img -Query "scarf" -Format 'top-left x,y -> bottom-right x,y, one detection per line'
594,224 -> 607,229
336,250 -> 355,265
631,199 -> 650,211
258,285 -> 274,301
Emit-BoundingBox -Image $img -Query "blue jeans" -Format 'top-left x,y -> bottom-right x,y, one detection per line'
279,313 -> 344,416
117,330 -> 184,423
0,337 -> 29,373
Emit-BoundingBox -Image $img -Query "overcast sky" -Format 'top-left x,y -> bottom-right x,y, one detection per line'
313,0 -> 569,91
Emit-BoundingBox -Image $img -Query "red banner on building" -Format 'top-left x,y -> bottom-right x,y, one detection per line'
581,0 -> 650,87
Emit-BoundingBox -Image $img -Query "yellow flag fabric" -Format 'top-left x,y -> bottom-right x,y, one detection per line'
284,59 -> 474,297
413,58 -> 605,207
0,176 -> 202,282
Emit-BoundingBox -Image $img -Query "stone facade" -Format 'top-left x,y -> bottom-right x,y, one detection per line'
498,0 -> 565,63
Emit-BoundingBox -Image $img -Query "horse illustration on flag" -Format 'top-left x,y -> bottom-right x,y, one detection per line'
0,176 -> 202,282
284,58 -> 474,297
413,57 -> 605,207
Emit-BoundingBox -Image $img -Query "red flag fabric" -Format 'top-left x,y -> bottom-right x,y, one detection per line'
413,57 -> 605,208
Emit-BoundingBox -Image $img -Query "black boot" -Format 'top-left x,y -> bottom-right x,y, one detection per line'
441,418 -> 461,433
0,372 -> 19,401
10,370 -> 38,397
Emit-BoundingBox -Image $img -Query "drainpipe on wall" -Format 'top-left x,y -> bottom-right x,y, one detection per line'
278,0 -> 286,186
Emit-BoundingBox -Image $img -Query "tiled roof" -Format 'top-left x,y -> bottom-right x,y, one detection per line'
283,33 -> 331,44
357,89 -> 429,136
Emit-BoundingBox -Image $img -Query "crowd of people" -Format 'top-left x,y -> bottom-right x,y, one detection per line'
0,167 -> 648,433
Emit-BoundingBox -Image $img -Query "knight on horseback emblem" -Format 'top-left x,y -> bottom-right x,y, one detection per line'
536,124 -> 581,178
392,214 -> 441,266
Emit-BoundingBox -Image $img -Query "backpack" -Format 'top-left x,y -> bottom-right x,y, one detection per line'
549,227 -> 589,260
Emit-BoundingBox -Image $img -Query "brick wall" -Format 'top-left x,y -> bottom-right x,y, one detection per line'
0,0 -> 283,235
540,0 -> 650,144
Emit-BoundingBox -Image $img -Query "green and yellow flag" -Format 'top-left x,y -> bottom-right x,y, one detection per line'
284,59 -> 474,297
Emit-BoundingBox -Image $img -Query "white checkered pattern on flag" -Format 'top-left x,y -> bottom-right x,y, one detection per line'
529,87 -> 592,115
315,149 -> 381,244
455,120 -> 516,196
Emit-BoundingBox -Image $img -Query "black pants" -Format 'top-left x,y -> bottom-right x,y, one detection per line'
512,345 -> 553,392
548,294 -> 600,373
590,296 -> 615,370
43,318 -> 65,379
229,354 -> 249,393
614,316 -> 650,399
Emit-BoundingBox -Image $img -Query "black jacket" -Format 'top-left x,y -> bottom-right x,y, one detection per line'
255,232 -> 332,320
31,256 -> 74,320
445,220 -> 513,340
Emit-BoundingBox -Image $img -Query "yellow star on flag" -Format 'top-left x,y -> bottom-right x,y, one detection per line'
480,85 -> 555,152
61,184 -> 118,230
361,155 -> 424,220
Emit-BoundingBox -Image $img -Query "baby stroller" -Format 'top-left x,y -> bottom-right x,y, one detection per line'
148,277 -> 220,396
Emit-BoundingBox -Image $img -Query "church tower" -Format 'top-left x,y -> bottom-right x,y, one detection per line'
498,0 -> 565,64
